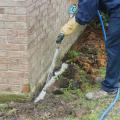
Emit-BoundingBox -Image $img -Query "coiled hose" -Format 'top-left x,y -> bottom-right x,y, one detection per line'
97,10 -> 120,120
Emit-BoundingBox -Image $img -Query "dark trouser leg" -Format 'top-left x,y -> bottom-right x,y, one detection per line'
102,17 -> 120,92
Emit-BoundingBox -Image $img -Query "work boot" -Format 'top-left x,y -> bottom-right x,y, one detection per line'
86,89 -> 116,100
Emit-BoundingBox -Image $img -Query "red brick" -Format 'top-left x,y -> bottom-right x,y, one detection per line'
0,0 -> 84,94
22,84 -> 30,93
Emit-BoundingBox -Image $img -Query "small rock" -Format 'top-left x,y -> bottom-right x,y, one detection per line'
0,117 -> 3,120
75,108 -> 86,119
86,92 -> 93,100
57,106 -> 65,113
52,89 -> 64,95
40,112 -> 51,119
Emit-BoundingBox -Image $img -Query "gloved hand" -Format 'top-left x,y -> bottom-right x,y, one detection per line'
60,17 -> 79,36
69,0 -> 78,4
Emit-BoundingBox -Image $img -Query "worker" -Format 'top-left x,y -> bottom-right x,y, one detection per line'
61,0 -> 120,100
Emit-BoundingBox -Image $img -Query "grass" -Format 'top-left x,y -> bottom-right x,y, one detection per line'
99,67 -> 106,78
64,117 -> 79,120
59,74 -> 120,120
67,50 -> 81,59
0,93 -> 30,103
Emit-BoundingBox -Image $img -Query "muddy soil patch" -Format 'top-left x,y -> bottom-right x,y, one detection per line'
1,95 -> 74,120
63,25 -> 106,81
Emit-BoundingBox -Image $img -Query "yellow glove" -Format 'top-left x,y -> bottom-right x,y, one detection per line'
69,0 -> 78,4
61,17 -> 79,36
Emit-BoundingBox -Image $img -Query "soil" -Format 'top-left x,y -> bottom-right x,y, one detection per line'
64,25 -> 106,77
0,25 -> 107,120
2,95 -> 73,120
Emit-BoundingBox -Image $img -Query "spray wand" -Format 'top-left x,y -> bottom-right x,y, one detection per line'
34,33 -> 68,103
56,33 -> 64,45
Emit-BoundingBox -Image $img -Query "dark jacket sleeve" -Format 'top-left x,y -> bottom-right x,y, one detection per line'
99,0 -> 107,13
75,0 -> 99,25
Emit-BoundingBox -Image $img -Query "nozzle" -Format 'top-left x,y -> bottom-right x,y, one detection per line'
68,4 -> 78,17
56,33 -> 64,44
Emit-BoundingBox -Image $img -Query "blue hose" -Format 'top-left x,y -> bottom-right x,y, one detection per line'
97,10 -> 107,42
97,10 -> 120,120
99,88 -> 119,120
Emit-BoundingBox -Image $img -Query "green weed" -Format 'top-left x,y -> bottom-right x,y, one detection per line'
67,50 -> 81,59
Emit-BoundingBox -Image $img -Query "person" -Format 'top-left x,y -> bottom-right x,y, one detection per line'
61,0 -> 120,100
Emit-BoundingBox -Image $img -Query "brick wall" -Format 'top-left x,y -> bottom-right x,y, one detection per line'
0,0 -> 85,94
0,0 -> 28,93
